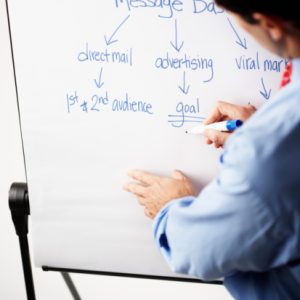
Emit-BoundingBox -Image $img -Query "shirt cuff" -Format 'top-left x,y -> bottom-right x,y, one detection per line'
152,196 -> 195,260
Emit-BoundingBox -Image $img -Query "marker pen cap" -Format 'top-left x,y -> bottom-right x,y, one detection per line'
226,120 -> 243,131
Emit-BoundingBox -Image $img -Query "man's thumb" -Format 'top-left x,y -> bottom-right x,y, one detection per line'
204,129 -> 230,148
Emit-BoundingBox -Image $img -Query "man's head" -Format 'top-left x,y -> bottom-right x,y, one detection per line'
215,0 -> 300,58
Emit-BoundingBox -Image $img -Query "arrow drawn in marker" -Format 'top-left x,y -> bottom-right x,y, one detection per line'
170,19 -> 184,52
227,17 -> 247,50
178,72 -> 190,95
94,67 -> 104,89
260,77 -> 271,100
104,15 -> 130,46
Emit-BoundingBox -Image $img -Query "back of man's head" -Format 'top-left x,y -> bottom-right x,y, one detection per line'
215,0 -> 300,27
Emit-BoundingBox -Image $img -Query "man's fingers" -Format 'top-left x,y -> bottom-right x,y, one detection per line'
137,196 -> 147,206
144,207 -> 154,219
171,169 -> 186,181
203,107 -> 223,125
128,169 -> 159,185
203,101 -> 238,125
204,129 -> 231,148
205,137 -> 213,145
123,182 -> 147,197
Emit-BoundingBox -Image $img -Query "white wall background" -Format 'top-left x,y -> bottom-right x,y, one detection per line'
0,1 -> 232,298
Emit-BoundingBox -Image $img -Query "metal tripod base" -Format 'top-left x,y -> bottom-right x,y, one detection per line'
9,182 -> 81,300
9,182 -> 35,300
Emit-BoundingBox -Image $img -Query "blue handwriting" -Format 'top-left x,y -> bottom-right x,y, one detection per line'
155,53 -> 214,82
236,52 -> 260,70
168,98 -> 204,127
112,93 -> 153,114
104,14 -> 131,46
193,0 -> 224,15
78,44 -> 133,66
114,0 -> 183,19
235,51 -> 288,73
91,92 -> 110,111
263,58 -> 288,72
67,91 -> 153,115
227,17 -> 247,50
94,67 -> 104,89
66,91 -> 79,113
259,78 -> 272,100
170,19 -> 184,52
178,71 -> 190,94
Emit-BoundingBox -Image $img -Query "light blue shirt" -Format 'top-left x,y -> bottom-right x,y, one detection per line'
153,59 -> 300,300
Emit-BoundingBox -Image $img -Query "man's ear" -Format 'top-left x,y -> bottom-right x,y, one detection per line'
252,13 -> 284,41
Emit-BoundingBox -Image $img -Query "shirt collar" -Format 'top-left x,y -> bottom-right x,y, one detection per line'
291,58 -> 300,82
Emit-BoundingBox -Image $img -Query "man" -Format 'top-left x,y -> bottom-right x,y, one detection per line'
124,1 -> 300,298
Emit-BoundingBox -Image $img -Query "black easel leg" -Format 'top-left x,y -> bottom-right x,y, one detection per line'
9,183 -> 81,300
61,272 -> 81,300
19,236 -> 35,299
9,182 -> 36,300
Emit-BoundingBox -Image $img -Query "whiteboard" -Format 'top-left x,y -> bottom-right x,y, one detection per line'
8,0 -> 284,279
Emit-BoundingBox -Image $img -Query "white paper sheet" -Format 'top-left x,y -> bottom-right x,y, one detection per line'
8,0 -> 282,278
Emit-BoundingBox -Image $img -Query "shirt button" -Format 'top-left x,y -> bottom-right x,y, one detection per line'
220,153 -> 224,164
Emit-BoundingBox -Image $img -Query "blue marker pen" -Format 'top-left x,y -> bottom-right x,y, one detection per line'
185,119 -> 243,134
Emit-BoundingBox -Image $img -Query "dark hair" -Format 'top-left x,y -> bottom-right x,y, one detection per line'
215,0 -> 300,27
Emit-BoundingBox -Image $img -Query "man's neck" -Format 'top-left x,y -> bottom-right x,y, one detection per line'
284,26 -> 300,58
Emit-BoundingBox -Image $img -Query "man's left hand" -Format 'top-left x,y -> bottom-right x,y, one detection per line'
123,169 -> 196,219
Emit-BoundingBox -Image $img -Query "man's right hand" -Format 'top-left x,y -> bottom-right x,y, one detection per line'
203,101 -> 256,148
